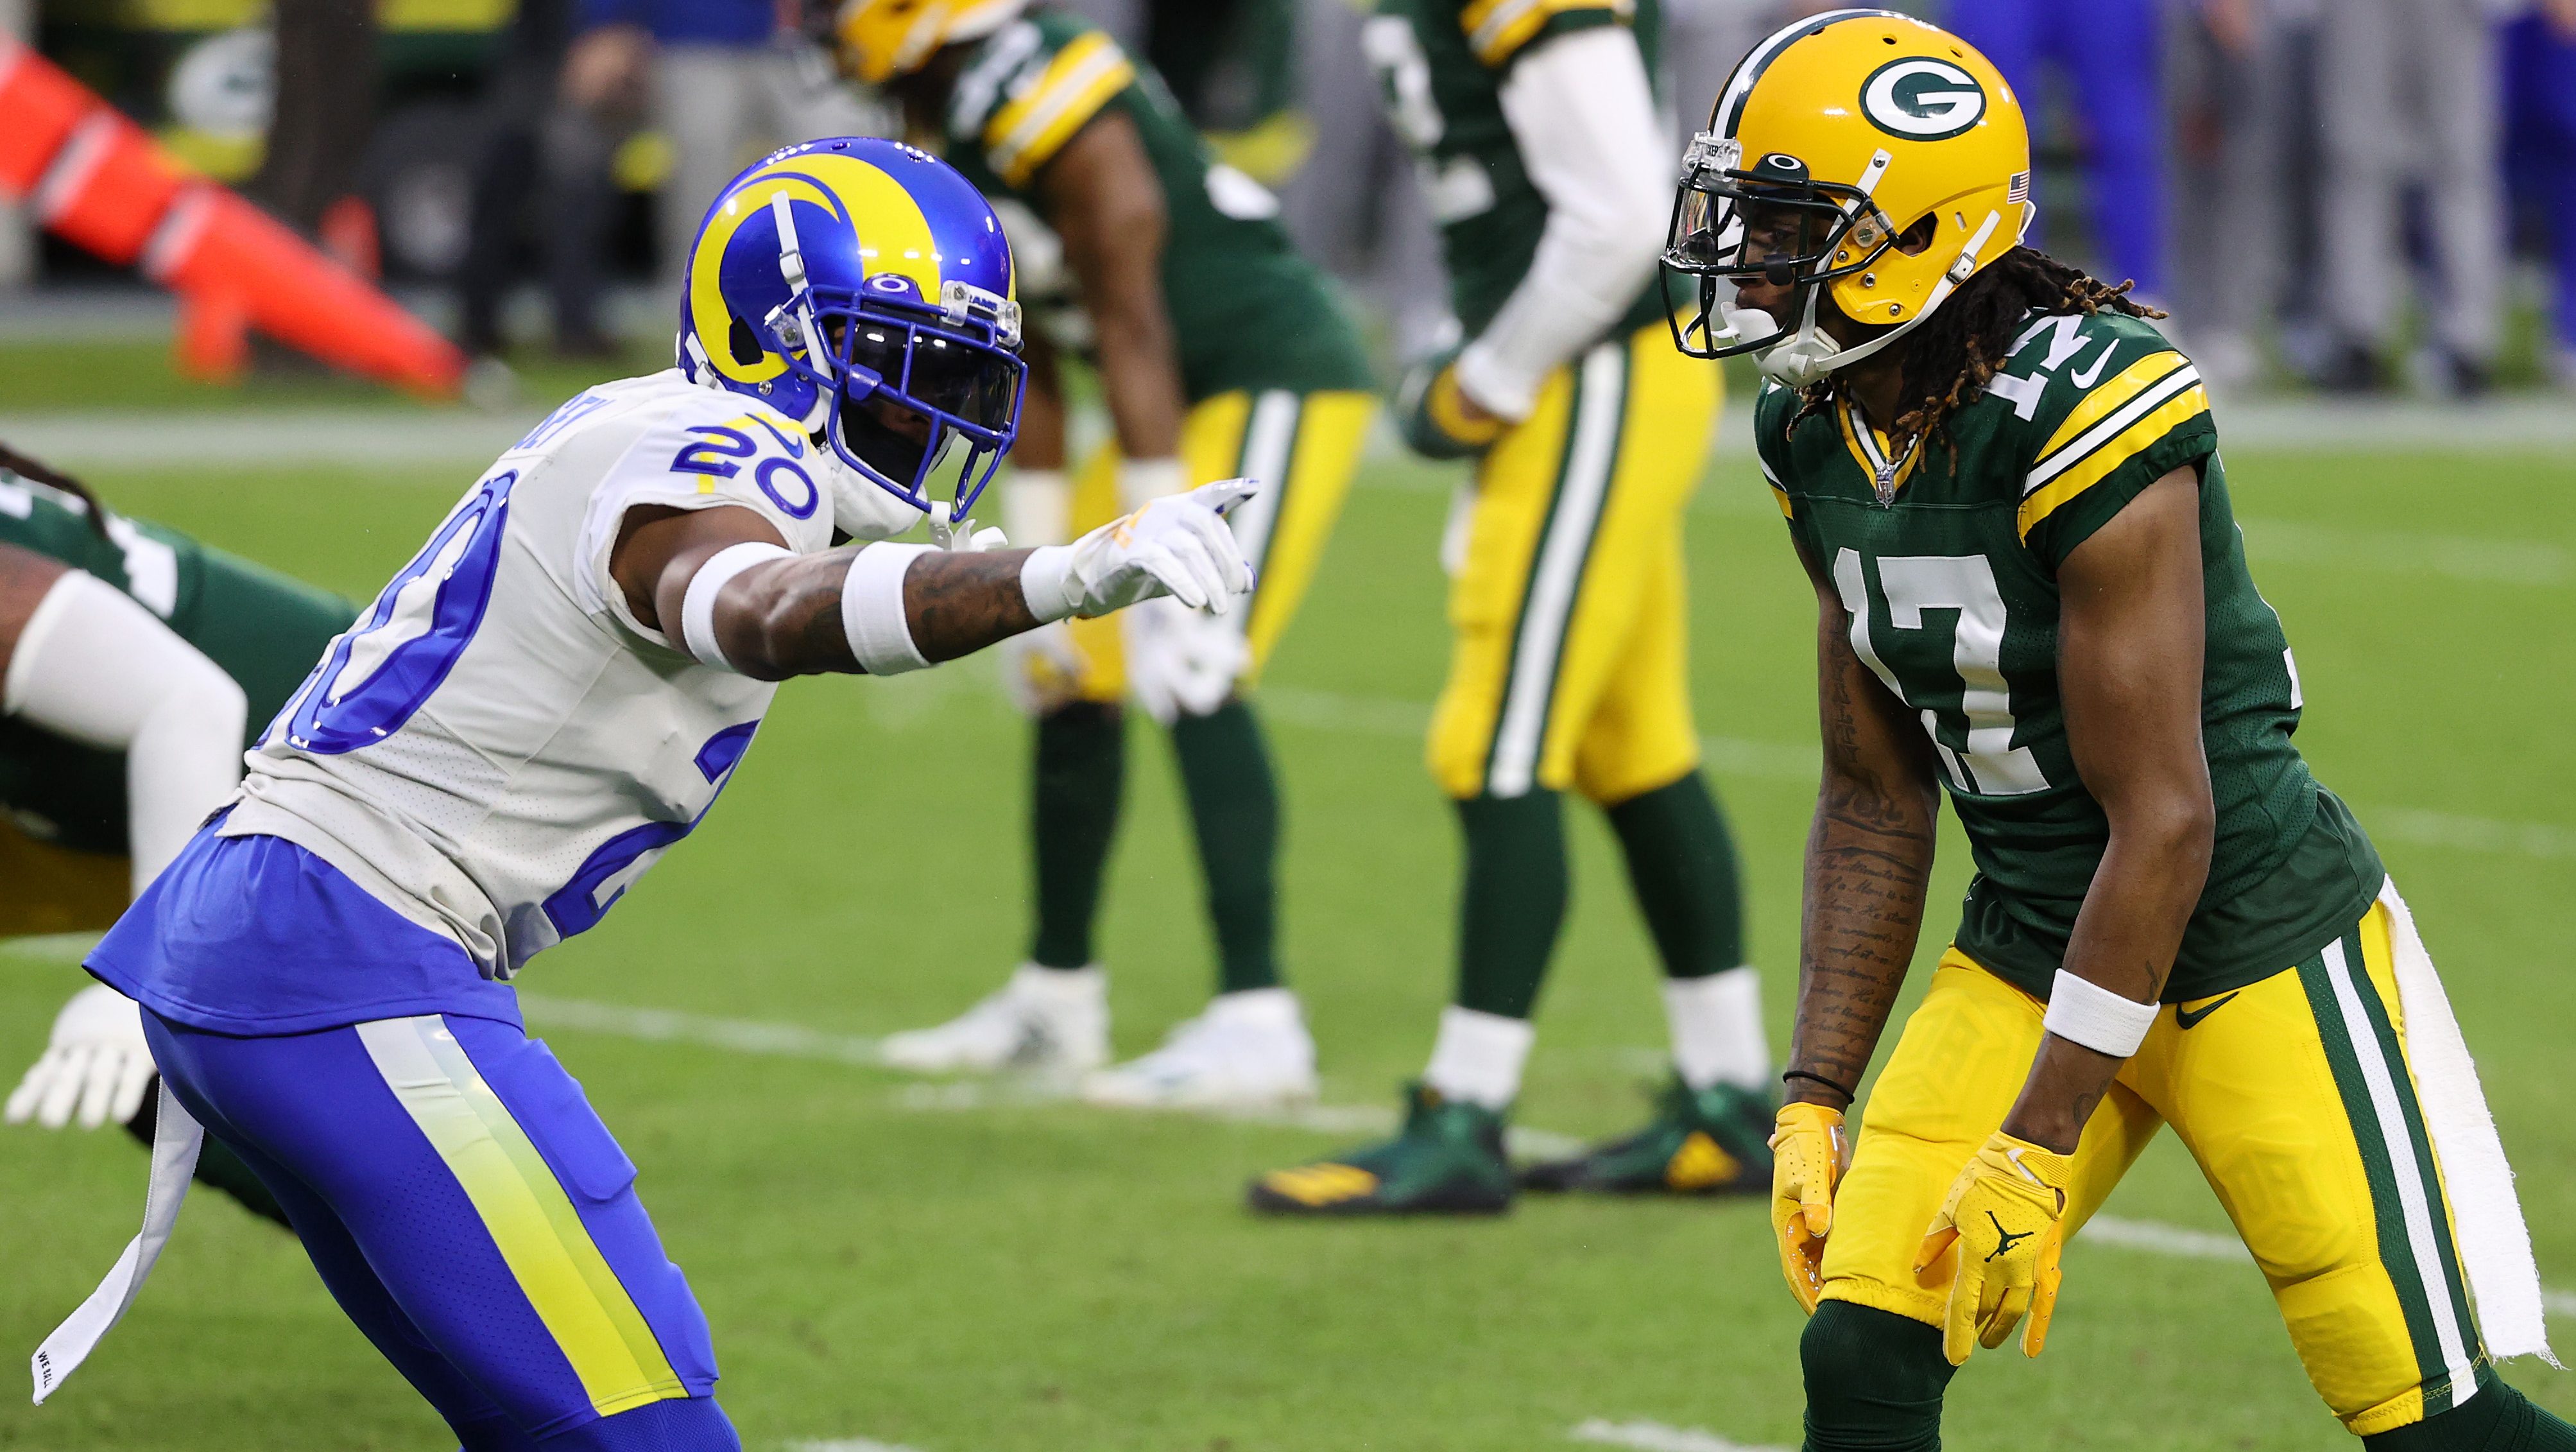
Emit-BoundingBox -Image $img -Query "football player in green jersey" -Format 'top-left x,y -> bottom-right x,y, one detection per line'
1669,13 -> 2572,1448
1250,0 -> 1777,1215
830,1 -> 1382,1109
0,446 -> 357,1229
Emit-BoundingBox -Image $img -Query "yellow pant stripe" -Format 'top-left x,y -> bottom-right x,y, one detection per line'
1484,341 -> 1627,797
1054,390 -> 1371,707
357,1017 -> 685,1418
1242,390 -> 1373,676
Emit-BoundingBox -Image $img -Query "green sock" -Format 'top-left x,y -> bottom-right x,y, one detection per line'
1029,702 -> 1124,969
1452,791 -> 1568,1020
1801,1300 -> 1952,1451
2366,1377 -> 2576,1450
1169,699 -> 1281,994
1604,772 -> 1746,979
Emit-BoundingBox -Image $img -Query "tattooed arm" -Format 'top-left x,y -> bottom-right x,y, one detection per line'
610,505 -> 1042,679
1786,540 -> 1944,1110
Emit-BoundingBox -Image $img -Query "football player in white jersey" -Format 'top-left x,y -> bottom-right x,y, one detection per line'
31,139 -> 1253,1449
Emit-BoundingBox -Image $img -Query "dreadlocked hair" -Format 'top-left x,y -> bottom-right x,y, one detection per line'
0,442 -> 113,541
1789,246 -> 2163,454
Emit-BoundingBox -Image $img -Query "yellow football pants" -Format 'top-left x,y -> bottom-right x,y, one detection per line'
1427,324 -> 1719,803
0,814 -> 127,937
1823,896 -> 2485,1435
1054,388 -> 1376,704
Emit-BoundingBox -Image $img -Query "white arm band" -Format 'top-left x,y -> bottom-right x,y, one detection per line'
1020,545 -> 1079,624
1457,26 -> 1671,420
3,570 -> 246,893
841,542 -> 934,675
678,540 -> 794,671
2042,970 -> 2161,1058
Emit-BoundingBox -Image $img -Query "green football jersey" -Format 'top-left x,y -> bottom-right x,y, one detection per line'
1364,0 -> 1665,339
939,8 -> 1373,401
0,468 -> 354,856
1754,309 -> 2385,1003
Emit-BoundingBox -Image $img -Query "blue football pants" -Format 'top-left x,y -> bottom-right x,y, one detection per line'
1946,0 -> 2167,298
141,1010 -> 736,1451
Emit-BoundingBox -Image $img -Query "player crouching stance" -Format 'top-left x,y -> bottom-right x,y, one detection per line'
1674,14 -> 2570,1449
30,139 -> 1254,1448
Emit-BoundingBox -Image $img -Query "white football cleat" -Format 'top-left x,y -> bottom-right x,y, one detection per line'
1081,987 -> 1318,1109
878,964 -> 1109,1074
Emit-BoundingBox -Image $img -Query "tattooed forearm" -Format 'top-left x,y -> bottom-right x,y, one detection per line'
1784,576 -> 1943,1108
710,545 -> 1043,677
900,548 -> 1042,662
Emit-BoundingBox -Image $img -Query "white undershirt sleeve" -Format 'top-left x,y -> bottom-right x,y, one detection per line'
1454,24 -> 1674,422
3,570 -> 246,893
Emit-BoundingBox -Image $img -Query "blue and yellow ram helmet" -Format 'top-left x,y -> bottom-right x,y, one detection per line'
678,136 -> 1025,521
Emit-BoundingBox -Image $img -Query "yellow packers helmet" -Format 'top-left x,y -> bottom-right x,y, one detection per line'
1662,10 -> 2031,387
833,0 -> 1026,83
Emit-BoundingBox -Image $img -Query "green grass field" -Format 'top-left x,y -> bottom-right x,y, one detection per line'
1,410 -> 2572,1451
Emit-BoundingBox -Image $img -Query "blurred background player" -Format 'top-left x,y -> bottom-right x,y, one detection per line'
37,138 -> 1257,1440
836,0 -> 1381,1109
0,445 -> 356,1229
1941,0 -> 2168,307
1249,0 -> 1774,1215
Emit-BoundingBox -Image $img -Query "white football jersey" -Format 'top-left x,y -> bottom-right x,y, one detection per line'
225,370 -> 907,976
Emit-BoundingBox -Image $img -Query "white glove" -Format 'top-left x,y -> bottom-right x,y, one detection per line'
1000,619 -> 1090,716
6,985 -> 157,1130
1124,595 -> 1250,724
1021,478 -> 1258,621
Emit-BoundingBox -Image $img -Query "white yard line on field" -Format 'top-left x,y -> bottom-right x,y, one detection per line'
1569,1417 -> 1787,1452
1260,686 -> 2576,861
0,410 -> 544,469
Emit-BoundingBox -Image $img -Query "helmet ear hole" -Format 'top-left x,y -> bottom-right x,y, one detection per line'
728,318 -> 766,367
1894,213 -> 1940,256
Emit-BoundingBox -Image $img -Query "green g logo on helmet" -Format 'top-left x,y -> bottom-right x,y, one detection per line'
1860,58 -> 1987,141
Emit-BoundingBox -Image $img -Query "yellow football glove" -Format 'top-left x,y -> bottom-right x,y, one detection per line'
1769,1101 -> 1847,1315
1914,1131 -> 2074,1365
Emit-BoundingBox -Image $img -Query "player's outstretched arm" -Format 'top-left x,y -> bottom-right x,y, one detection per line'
610,483 -> 1254,681
1916,467 -> 2215,1367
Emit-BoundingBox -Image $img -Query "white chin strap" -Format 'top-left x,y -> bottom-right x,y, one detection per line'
1751,209 -> 2004,390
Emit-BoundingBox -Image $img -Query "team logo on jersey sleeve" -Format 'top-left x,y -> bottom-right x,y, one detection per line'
1860,58 -> 1988,141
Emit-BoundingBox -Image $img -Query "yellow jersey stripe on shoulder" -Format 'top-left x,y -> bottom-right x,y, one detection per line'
1460,0 -> 1627,67
2035,349 -> 2186,461
984,31 -> 1135,186
2017,383 -> 2211,541
357,1017 -> 687,1418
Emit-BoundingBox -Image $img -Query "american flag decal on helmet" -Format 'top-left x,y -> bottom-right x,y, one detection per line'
2007,170 -> 2031,204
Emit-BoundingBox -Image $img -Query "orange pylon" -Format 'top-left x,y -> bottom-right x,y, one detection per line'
0,36 -> 465,399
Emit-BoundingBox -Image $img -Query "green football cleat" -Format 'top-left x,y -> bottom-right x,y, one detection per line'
1248,1082 -> 1515,1215
1518,1076 -> 1776,1195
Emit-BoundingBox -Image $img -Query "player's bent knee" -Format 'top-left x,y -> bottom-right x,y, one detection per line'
538,1395 -> 740,1451
1801,1301 -> 1953,1452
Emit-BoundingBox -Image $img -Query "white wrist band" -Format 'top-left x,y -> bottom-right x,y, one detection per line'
2042,970 -> 2160,1058
1116,457 -> 1188,509
841,542 -> 934,675
680,542 -> 793,670
1020,544 -> 1078,623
